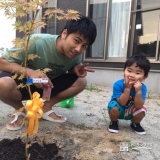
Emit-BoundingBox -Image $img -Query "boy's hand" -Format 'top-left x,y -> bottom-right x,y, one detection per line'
124,76 -> 133,89
73,63 -> 95,78
133,81 -> 142,92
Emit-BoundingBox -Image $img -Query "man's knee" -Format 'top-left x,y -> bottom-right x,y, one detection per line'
0,77 -> 17,97
0,78 -> 8,97
78,77 -> 87,87
73,77 -> 87,91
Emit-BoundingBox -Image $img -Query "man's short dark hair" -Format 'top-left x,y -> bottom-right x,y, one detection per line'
61,15 -> 97,45
124,54 -> 150,77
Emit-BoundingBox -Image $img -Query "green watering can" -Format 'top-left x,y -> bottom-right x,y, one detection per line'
59,97 -> 74,108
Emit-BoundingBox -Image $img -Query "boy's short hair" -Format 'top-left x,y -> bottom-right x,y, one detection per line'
61,14 -> 97,45
124,54 -> 150,77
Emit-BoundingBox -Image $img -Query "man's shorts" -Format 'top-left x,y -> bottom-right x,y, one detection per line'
0,72 -> 78,101
108,100 -> 147,120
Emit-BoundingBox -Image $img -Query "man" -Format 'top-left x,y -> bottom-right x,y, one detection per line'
0,15 -> 97,130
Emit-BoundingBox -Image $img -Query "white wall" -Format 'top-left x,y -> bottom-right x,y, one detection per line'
0,9 -> 15,52
86,69 -> 160,94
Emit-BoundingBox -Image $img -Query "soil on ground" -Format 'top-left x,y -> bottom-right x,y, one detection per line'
0,138 -> 63,160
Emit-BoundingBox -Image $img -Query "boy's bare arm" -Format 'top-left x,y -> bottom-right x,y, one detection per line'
117,76 -> 133,106
117,88 -> 131,106
134,81 -> 145,108
134,91 -> 144,108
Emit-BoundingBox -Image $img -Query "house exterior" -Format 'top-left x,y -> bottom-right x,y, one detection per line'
31,0 -> 160,94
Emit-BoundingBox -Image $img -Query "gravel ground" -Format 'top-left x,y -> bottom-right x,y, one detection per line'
0,85 -> 160,160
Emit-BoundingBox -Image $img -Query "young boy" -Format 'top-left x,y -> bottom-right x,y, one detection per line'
108,54 -> 150,135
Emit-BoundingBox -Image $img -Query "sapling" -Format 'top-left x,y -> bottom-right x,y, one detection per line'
0,0 -> 79,159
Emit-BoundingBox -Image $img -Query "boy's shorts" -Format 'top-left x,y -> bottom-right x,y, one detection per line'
0,71 -> 78,101
108,100 -> 147,120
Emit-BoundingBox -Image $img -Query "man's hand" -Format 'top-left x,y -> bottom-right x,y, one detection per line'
73,63 -> 95,78
27,68 -> 53,89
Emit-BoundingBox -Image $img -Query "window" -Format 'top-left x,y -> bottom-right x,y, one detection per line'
86,0 -> 107,59
86,0 -> 132,61
40,1 -> 57,34
130,0 -> 160,61
133,10 -> 160,59
107,0 -> 131,58
137,0 -> 160,9
86,0 -> 160,66
41,7 -> 56,35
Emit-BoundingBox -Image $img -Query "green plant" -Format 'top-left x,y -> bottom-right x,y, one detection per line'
147,90 -> 152,99
77,123 -> 85,128
86,95 -> 90,99
127,140 -> 139,152
101,108 -> 108,129
0,0 -> 79,159
85,83 -> 99,91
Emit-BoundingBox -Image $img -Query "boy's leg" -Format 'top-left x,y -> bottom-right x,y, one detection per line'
109,107 -> 119,121
108,101 -> 124,133
132,111 -> 145,123
130,113 -> 146,135
108,106 -> 119,133
108,107 -> 119,133
129,105 -> 147,135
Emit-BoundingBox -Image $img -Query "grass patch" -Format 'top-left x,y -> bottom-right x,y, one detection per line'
147,90 -> 152,99
85,83 -> 100,92
77,123 -> 85,129
101,108 -> 108,129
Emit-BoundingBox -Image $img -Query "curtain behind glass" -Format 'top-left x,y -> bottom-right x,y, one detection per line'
86,2 -> 107,58
107,0 -> 131,57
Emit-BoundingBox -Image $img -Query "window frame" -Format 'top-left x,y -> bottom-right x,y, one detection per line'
128,0 -> 160,63
84,0 -> 132,62
84,0 -> 160,68
85,0 -> 109,61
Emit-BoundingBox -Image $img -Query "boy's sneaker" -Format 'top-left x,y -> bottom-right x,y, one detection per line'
108,120 -> 119,133
130,122 -> 146,135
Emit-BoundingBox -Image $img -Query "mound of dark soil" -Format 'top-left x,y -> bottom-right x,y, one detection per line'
0,138 -> 64,160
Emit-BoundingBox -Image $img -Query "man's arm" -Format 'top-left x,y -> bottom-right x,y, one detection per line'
0,57 -> 53,88
0,57 -> 24,74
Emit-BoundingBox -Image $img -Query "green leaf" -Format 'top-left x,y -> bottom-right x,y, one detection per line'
27,54 -> 40,61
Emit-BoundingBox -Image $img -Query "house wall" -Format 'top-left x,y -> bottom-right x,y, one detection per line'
53,0 -> 160,94
86,69 -> 160,94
